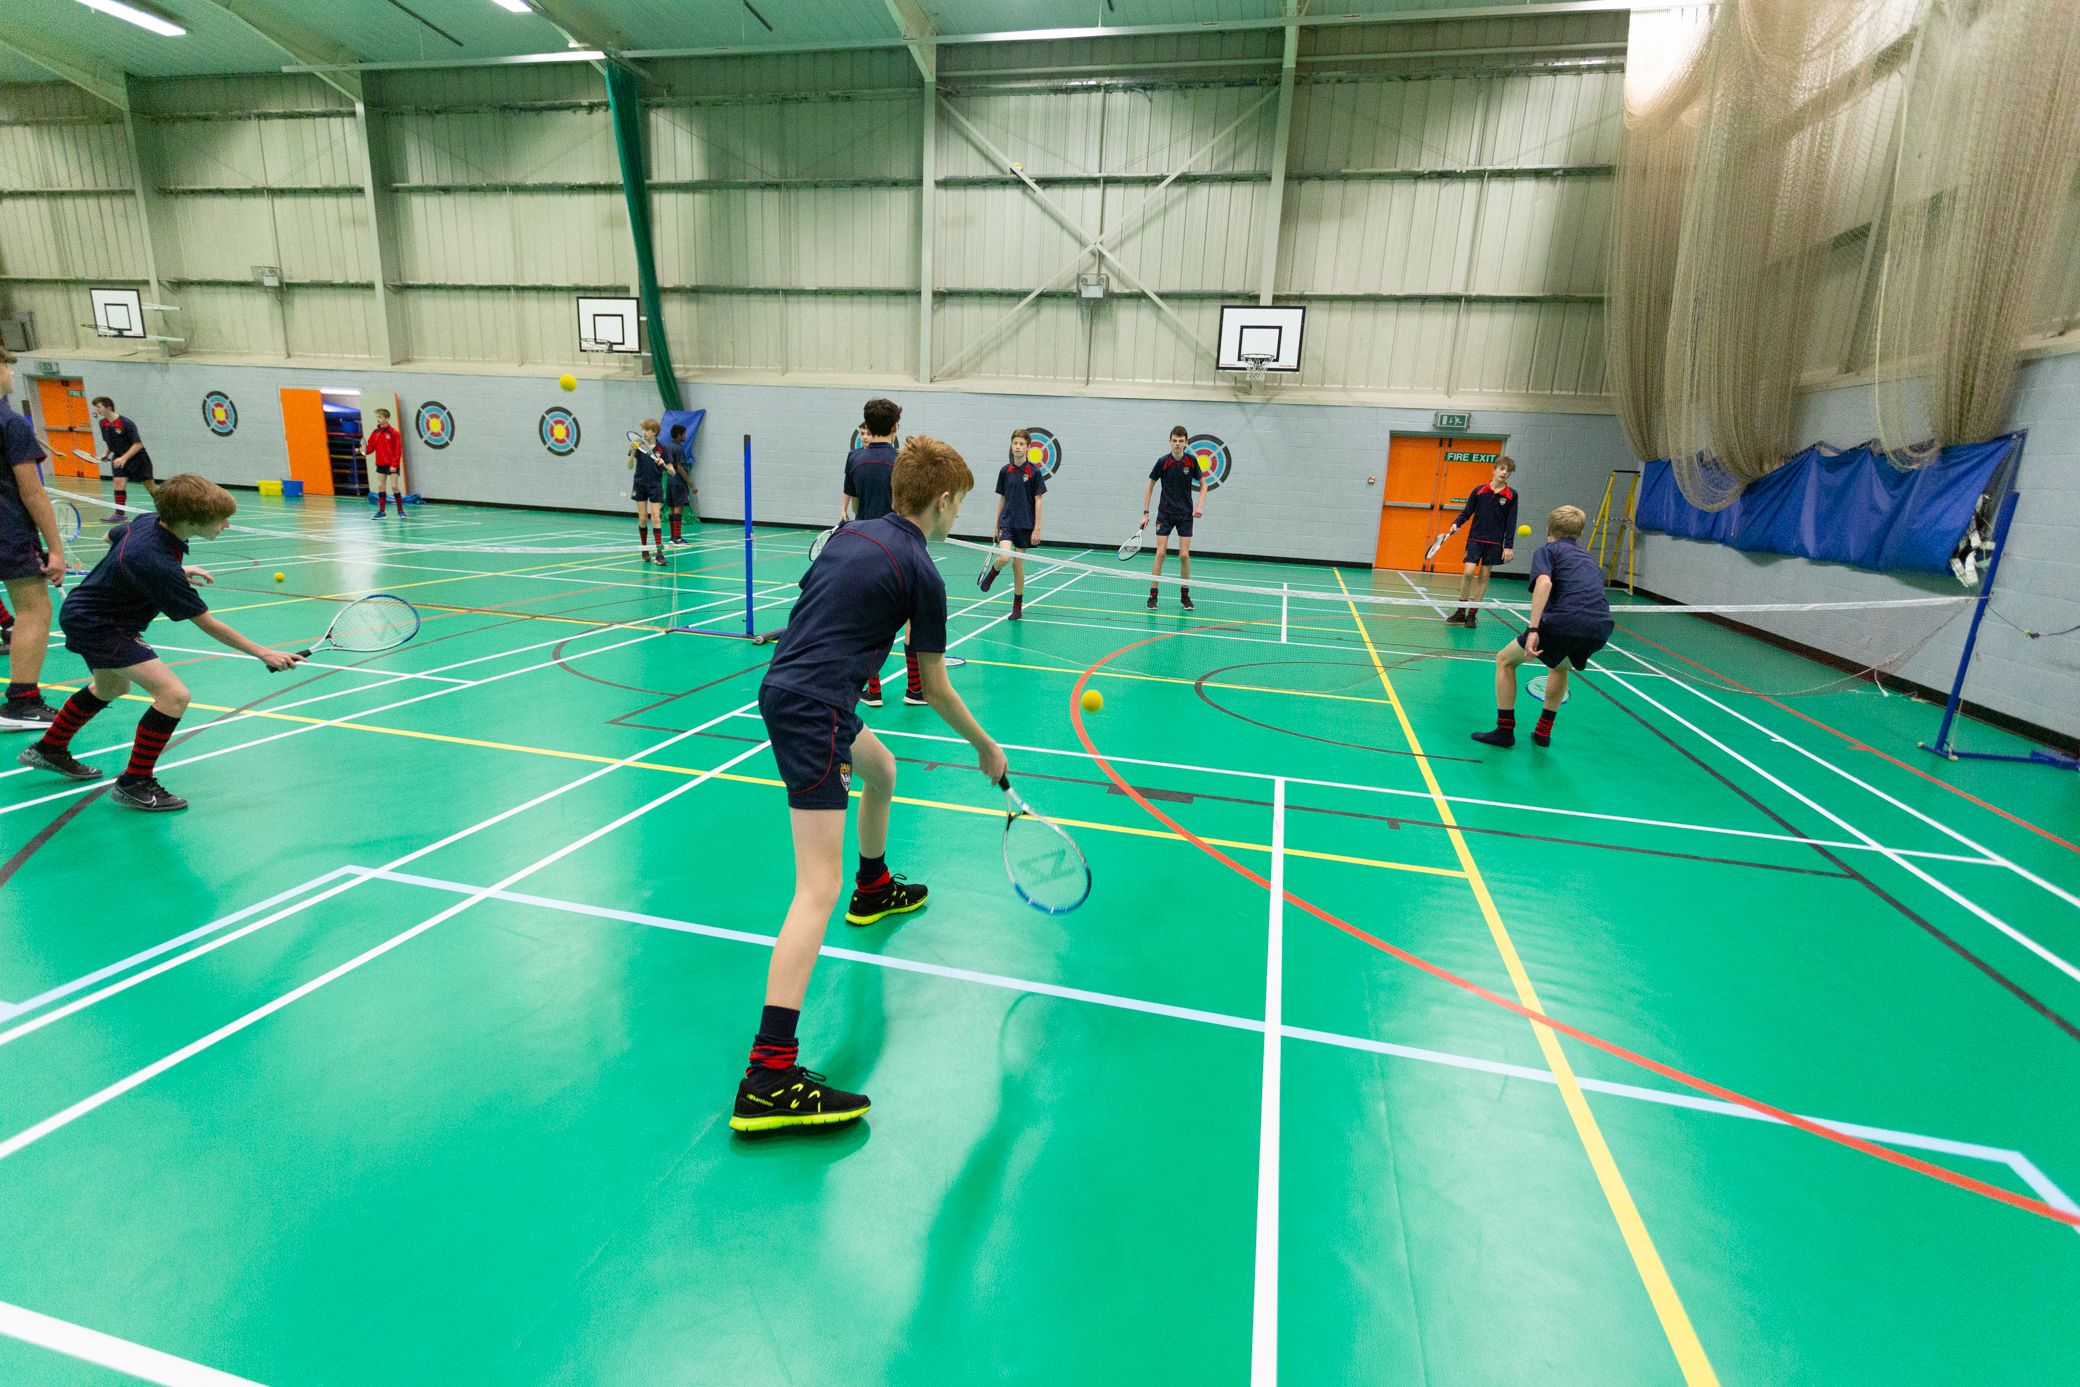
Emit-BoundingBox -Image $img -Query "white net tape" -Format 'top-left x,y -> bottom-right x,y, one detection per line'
74,494 -> 679,556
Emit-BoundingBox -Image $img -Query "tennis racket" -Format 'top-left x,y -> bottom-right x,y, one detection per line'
808,524 -> 841,561
1526,674 -> 1572,705
294,594 -> 421,660
55,498 -> 81,543
71,448 -> 100,467
1118,519 -> 1145,561
998,774 -> 1091,914
1423,527 -> 1455,562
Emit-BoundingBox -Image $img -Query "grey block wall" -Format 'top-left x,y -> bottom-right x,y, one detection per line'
1635,349 -> 2080,741
13,357 -> 1635,569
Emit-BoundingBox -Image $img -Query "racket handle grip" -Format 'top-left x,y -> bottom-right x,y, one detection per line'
295,648 -> 313,659
997,774 -> 1012,791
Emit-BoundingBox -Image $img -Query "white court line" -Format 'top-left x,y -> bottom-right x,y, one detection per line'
0,1299 -> 267,1387
1597,638 -> 2080,916
144,644 -> 473,684
0,701 -> 764,1055
838,726 -> 1998,865
0,868 -> 361,1023
1592,653 -> 2080,984
0,738 -> 770,1164
342,864 -> 2079,1226
1250,779 -> 1285,1387
0,582 -> 797,811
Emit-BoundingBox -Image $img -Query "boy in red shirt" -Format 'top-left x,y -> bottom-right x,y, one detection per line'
364,408 -> 405,517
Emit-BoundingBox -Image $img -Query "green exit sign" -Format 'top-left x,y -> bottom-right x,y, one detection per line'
1434,411 -> 1471,430
1442,450 -> 1491,462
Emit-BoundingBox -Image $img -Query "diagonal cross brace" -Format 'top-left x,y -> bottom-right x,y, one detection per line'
937,98 -> 1258,376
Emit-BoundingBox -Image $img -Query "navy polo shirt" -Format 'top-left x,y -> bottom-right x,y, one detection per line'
763,514 -> 948,709
630,442 -> 664,488
1454,482 -> 1518,542
61,514 -> 209,637
98,415 -> 149,468
1150,453 -> 1200,513
995,460 -> 1047,529
661,439 -> 688,478
1,400 -> 48,543
1529,538 -> 1613,639
844,441 -> 897,520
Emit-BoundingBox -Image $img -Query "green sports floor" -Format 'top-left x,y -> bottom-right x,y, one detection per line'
3,482 -> 2077,1387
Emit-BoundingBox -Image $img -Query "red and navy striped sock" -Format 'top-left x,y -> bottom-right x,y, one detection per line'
638,523 -> 648,549
904,646 -> 922,697
38,689 -> 108,752
1533,707 -> 1559,746
856,854 -> 889,890
1496,708 -> 1516,731
747,1004 -> 801,1076
117,707 -> 180,785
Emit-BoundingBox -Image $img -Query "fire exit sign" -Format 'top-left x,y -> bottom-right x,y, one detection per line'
1442,450 -> 1491,462
1434,411 -> 1471,430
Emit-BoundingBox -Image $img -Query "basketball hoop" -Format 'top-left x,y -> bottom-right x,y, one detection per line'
1242,353 -> 1273,389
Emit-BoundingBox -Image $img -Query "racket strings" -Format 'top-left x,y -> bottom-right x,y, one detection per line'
326,595 -> 420,651
1003,812 -> 1090,911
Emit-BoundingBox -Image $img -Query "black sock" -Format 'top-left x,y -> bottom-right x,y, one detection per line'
748,1005 -> 801,1076
857,854 -> 889,889
6,682 -> 36,702
759,1005 -> 799,1041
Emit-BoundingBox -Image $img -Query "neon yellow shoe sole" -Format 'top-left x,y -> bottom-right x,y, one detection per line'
729,1104 -> 871,1132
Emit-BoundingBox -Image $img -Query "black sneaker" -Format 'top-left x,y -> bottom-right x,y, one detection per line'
0,697 -> 59,731
1444,608 -> 1466,625
109,777 -> 188,811
17,743 -> 103,780
845,874 -> 928,925
861,683 -> 884,708
1471,727 -> 1516,748
904,690 -> 928,707
730,1066 -> 871,1132
1180,587 -> 1195,612
1147,587 -> 1159,610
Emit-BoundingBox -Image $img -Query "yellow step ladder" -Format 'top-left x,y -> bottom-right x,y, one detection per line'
1587,468 -> 1641,592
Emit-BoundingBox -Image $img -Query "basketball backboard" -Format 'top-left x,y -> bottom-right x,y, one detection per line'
576,296 -> 641,354
89,288 -> 146,339
1217,305 -> 1305,372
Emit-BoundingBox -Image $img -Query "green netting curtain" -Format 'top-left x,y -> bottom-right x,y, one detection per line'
604,62 -> 683,413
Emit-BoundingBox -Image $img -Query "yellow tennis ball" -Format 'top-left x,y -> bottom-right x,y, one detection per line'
558,373 -> 577,392
1518,524 -> 1532,536
273,571 -> 285,582
1081,688 -> 1103,713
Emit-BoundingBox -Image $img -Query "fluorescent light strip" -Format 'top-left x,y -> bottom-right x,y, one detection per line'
74,0 -> 186,37
491,0 -> 531,12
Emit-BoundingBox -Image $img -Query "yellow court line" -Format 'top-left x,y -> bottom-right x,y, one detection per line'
59,689 -> 1456,879
1333,569 -> 1720,1386
955,656 -> 1399,708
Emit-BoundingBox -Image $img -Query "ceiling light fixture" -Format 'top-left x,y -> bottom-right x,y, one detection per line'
490,0 -> 531,12
74,0 -> 186,37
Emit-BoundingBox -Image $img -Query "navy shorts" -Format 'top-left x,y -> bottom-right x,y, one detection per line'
1155,510 -> 1193,538
631,478 -> 663,504
996,524 -> 1033,550
0,512 -> 46,583
1517,626 -> 1610,672
375,464 -> 400,475
666,476 -> 690,507
1465,538 -> 1505,567
760,685 -> 863,811
65,623 -> 158,672
121,457 -> 153,483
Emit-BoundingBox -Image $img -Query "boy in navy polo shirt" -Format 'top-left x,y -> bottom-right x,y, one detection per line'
0,347 -> 68,729
18,474 -> 301,810
734,435 -> 1008,1132
843,399 -> 902,705
92,395 -> 155,520
627,418 -> 667,567
662,423 -> 695,544
1472,505 -> 1612,750
978,427 -> 1047,621
1141,424 -> 1207,611
1440,456 -> 1518,627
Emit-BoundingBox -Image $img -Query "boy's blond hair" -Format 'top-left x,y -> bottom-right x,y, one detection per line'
374,407 -> 391,420
892,435 -> 973,515
1547,505 -> 1586,540
640,418 -> 660,435
155,474 -> 238,526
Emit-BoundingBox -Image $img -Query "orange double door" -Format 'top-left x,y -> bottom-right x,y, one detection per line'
1372,435 -> 1505,570
35,377 -> 97,478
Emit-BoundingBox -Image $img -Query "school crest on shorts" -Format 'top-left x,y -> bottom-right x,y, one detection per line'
539,408 -> 580,456
201,391 -> 237,436
1187,433 -> 1234,492
416,401 -> 455,449
1022,427 -> 1063,479
839,762 -> 853,790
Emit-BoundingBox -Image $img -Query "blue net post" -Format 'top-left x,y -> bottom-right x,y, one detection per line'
742,433 -> 754,638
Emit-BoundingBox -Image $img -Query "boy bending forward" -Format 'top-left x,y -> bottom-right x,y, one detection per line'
734,436 -> 1007,1131
1471,505 -> 1611,750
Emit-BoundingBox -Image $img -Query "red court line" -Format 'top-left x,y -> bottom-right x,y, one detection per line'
1613,621 -> 2078,857
1067,627 -> 2080,1230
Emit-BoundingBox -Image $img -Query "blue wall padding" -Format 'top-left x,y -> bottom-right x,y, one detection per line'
1636,435 -> 2019,574
660,408 -> 704,455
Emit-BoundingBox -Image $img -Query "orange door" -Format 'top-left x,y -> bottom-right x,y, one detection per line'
36,378 -> 96,478
1374,436 -> 1505,570
280,388 -> 335,496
